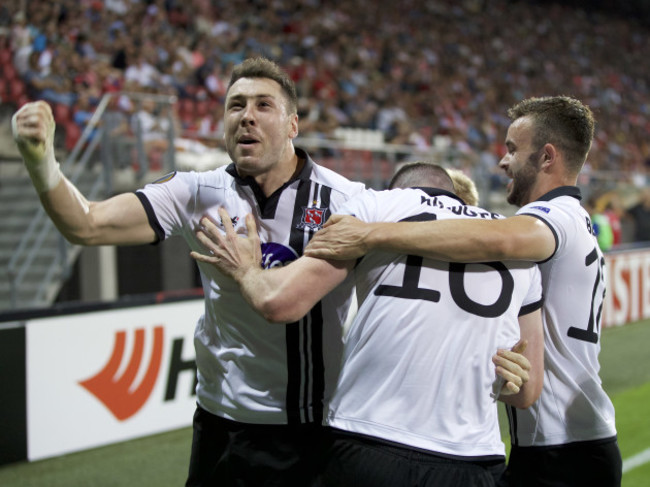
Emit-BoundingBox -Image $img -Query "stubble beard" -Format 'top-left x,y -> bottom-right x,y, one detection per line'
507,152 -> 541,207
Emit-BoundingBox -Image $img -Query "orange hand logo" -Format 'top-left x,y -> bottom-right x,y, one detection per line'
79,327 -> 164,420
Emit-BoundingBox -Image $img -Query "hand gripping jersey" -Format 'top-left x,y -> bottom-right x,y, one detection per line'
326,187 -> 543,458
507,186 -> 617,446
136,148 -> 365,424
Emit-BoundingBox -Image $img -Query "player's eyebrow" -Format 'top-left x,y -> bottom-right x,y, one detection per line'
227,93 -> 277,104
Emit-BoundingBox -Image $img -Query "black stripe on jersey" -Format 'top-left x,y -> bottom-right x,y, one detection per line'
399,212 -> 438,223
285,179 -> 326,424
134,191 -> 165,243
319,186 -> 332,233
307,302 -> 324,425
507,404 -> 519,446
535,186 -> 582,202
308,185 -> 330,425
519,212 -> 559,264
285,326 -> 301,424
519,296 -> 544,316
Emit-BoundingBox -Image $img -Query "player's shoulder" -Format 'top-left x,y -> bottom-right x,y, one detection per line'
186,165 -> 237,191
517,188 -> 583,226
148,165 -> 231,185
518,190 -> 595,257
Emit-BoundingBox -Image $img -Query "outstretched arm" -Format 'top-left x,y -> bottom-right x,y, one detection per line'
13,101 -> 155,246
305,214 -> 555,263
191,208 -> 353,323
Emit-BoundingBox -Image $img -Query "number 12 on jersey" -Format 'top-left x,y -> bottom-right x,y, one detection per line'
567,247 -> 605,344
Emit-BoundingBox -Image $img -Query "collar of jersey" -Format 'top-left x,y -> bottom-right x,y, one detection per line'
225,147 -> 314,187
535,186 -> 582,202
414,187 -> 467,205
225,147 -> 315,218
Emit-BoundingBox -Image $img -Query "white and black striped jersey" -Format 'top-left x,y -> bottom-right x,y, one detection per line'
136,148 -> 365,425
507,186 -> 617,447
326,187 -> 543,458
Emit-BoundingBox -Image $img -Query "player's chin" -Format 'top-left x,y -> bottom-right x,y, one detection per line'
506,188 -> 520,206
235,144 -> 261,160
234,158 -> 266,177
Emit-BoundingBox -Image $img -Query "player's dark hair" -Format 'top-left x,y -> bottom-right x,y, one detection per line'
227,57 -> 298,114
389,162 -> 455,193
507,96 -> 595,175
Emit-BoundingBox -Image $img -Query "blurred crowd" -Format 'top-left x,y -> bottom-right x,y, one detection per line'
0,0 -> 649,183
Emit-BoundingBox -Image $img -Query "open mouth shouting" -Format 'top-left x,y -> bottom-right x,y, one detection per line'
237,134 -> 260,148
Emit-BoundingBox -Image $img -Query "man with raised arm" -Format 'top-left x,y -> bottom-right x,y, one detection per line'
304,96 -> 622,487
12,57 -> 368,486
193,162 -> 544,487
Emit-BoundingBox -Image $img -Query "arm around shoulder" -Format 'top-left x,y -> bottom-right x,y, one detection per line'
365,214 -> 556,263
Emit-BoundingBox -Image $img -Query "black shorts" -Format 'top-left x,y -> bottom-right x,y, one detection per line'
317,429 -> 505,487
503,436 -> 622,487
185,405 -> 326,487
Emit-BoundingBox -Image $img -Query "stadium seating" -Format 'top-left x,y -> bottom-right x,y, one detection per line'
52,103 -> 72,124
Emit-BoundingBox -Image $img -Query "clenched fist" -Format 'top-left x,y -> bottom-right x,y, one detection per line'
12,101 -> 62,193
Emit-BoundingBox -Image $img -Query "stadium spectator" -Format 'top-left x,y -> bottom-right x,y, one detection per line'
130,96 -> 177,165
72,90 -> 98,141
124,52 -> 160,90
586,196 -> 614,252
626,187 -> 650,243
197,163 -> 543,486
304,96 -> 623,487
202,62 -> 228,101
31,55 -> 77,107
22,50 -> 48,99
604,200 -> 624,247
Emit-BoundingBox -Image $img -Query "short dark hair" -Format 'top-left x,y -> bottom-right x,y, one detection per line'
507,96 -> 595,175
227,57 -> 298,114
389,162 -> 455,192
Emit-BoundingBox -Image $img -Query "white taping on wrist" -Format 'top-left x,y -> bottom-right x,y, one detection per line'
27,158 -> 62,194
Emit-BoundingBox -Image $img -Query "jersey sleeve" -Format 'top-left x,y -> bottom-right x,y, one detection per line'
516,202 -> 564,263
519,265 -> 543,316
136,171 -> 199,240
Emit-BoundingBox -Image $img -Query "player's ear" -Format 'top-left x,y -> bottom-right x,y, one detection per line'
288,112 -> 299,139
540,143 -> 556,170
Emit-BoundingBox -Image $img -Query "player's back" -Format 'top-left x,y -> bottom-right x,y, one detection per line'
326,188 -> 542,458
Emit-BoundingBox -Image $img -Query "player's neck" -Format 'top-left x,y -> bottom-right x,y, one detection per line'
255,152 -> 303,197
529,171 -> 577,203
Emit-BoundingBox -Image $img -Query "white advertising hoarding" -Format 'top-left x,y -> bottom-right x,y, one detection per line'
603,248 -> 650,328
26,300 -> 202,461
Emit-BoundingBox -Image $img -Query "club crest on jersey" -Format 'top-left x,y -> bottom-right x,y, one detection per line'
297,206 -> 329,231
